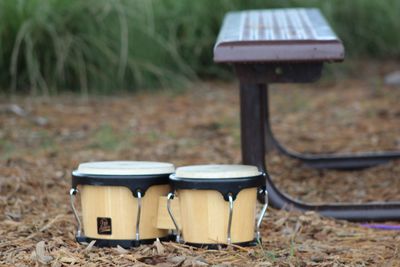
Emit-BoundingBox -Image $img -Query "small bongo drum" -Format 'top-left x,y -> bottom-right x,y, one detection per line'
70,161 -> 174,247
166,164 -> 268,247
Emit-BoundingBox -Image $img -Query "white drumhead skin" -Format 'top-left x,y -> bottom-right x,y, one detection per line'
77,161 -> 175,175
175,164 -> 261,179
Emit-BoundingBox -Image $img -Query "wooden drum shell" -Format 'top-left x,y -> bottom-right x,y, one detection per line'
80,184 -> 169,240
178,187 -> 257,244
166,164 -> 265,245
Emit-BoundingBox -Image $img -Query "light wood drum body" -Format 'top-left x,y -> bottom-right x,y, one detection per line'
70,161 -> 174,247
167,164 -> 265,246
80,184 -> 169,240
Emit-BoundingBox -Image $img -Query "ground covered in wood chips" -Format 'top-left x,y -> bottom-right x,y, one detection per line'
1,63 -> 400,266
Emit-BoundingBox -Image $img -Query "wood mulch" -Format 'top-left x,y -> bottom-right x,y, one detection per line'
1,70 -> 399,265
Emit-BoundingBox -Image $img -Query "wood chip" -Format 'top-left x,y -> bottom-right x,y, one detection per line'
85,240 -> 96,252
154,239 -> 165,255
114,245 -> 129,254
59,256 -> 77,264
35,241 -> 53,264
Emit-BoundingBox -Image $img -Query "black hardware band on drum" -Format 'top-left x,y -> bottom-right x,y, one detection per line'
184,238 -> 261,249
71,171 -> 170,197
76,235 -> 173,248
169,173 -> 265,201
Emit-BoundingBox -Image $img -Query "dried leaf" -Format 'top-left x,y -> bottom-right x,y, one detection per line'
59,256 -> 77,264
274,216 -> 288,227
85,240 -> 96,252
35,241 -> 53,264
168,256 -> 186,265
184,258 -> 208,267
114,245 -> 129,254
154,239 -> 165,255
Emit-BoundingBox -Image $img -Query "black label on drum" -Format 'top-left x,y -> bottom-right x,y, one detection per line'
97,217 -> 112,235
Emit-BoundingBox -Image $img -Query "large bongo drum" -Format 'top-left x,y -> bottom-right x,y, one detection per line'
166,164 -> 268,247
70,161 -> 174,247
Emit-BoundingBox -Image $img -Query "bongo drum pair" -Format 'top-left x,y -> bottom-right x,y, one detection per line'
70,161 -> 269,248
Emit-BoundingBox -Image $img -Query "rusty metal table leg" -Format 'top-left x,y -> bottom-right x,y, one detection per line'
240,82 -> 400,221
264,86 -> 400,170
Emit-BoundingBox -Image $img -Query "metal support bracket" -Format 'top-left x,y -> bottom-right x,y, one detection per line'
69,188 -> 83,237
238,80 -> 400,222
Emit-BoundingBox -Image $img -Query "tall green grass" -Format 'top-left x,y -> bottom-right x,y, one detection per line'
0,0 -> 399,94
0,0 -> 195,94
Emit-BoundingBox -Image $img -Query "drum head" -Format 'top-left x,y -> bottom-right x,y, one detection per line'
72,161 -> 174,197
175,164 -> 261,179
77,161 -> 175,175
171,164 -> 264,201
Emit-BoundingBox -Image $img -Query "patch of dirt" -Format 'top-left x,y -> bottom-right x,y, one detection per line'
1,70 -> 400,265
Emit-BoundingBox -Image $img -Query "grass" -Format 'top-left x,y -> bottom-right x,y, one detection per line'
89,124 -> 127,151
0,0 -> 400,95
0,139 -> 16,160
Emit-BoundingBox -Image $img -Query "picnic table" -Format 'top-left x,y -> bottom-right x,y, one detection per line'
214,8 -> 400,221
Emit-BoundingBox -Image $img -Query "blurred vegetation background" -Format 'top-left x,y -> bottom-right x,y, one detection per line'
0,0 -> 399,95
